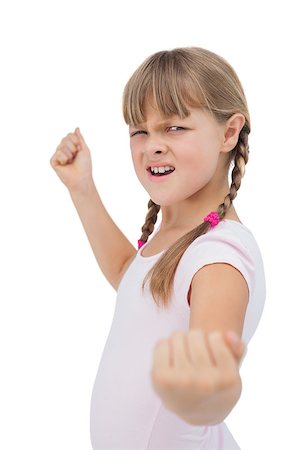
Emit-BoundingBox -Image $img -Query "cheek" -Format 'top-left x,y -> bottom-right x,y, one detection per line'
130,149 -> 148,186
179,142 -> 218,171
178,147 -> 220,186
130,147 -> 140,169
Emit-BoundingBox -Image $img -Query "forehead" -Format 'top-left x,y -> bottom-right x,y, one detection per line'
136,107 -> 180,127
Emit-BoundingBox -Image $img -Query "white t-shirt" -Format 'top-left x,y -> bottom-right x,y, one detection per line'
90,219 -> 266,449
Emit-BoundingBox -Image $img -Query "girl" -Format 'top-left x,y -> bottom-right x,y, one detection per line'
50,47 -> 266,449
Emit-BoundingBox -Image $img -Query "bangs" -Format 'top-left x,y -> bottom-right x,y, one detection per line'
122,51 -> 209,126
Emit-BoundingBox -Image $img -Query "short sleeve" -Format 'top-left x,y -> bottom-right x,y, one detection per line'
173,223 -> 266,344
187,230 -> 255,295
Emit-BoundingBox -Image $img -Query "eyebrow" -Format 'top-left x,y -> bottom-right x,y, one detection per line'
129,117 -> 188,130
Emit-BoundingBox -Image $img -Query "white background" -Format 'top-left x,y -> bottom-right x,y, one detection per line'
0,0 -> 299,448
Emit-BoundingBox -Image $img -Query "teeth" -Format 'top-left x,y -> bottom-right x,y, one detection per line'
150,165 -> 175,174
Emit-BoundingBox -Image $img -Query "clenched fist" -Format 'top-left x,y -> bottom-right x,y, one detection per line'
50,127 -> 94,193
151,328 -> 245,425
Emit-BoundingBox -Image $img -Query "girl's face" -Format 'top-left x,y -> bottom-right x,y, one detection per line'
129,103 -> 232,209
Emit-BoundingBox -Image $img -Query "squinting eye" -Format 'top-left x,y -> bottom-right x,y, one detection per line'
130,130 -> 147,137
167,126 -> 185,132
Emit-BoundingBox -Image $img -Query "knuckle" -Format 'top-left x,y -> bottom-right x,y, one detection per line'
171,330 -> 185,340
65,143 -> 73,153
209,331 -> 222,342
189,329 -> 204,339
67,132 -> 78,143
63,149 -> 69,156
62,137 -> 72,147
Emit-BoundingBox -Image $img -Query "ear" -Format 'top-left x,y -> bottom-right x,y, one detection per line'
221,113 -> 246,153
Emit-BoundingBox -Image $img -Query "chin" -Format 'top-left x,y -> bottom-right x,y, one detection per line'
149,197 -> 176,207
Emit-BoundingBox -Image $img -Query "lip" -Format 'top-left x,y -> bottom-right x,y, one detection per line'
146,162 -> 175,170
147,168 -> 175,182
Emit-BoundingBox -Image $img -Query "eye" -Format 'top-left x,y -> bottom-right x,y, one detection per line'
167,126 -> 185,132
130,130 -> 147,137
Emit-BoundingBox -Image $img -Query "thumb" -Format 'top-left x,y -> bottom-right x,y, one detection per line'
225,330 -> 246,362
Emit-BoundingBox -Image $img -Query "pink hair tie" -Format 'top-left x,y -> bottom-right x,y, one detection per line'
138,239 -> 146,249
203,211 -> 220,228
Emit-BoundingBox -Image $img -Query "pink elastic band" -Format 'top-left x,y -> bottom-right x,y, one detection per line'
203,211 -> 220,227
138,211 -> 220,249
138,239 -> 146,249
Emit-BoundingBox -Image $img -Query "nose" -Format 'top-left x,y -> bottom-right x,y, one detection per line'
144,135 -> 168,157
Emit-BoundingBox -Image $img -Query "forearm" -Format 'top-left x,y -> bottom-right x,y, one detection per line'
69,181 -> 136,288
178,377 -> 242,426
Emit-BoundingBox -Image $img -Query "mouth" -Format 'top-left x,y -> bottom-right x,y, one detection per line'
147,168 -> 175,181
147,167 -> 175,176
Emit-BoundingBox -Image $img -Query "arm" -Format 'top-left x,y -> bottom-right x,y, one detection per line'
151,262 -> 248,425
69,181 -> 137,291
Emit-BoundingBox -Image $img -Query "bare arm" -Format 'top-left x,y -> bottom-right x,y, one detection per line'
151,262 -> 248,425
69,181 -> 137,291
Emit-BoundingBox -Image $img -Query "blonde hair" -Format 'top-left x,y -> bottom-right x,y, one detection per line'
122,47 -> 250,309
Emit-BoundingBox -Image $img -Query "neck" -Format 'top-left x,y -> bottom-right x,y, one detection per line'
159,185 -> 235,232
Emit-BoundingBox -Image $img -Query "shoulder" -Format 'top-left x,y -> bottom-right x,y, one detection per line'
187,221 -> 266,338
197,219 -> 254,244
189,220 -> 264,268
184,220 -> 257,265
186,222 -> 252,335
177,220 -> 263,304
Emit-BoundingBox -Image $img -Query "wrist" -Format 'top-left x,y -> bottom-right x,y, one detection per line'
69,179 -> 97,197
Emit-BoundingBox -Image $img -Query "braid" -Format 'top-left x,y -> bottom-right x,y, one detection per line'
138,126 -> 250,249
139,199 -> 161,243
140,125 -> 250,307
217,125 -> 250,220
